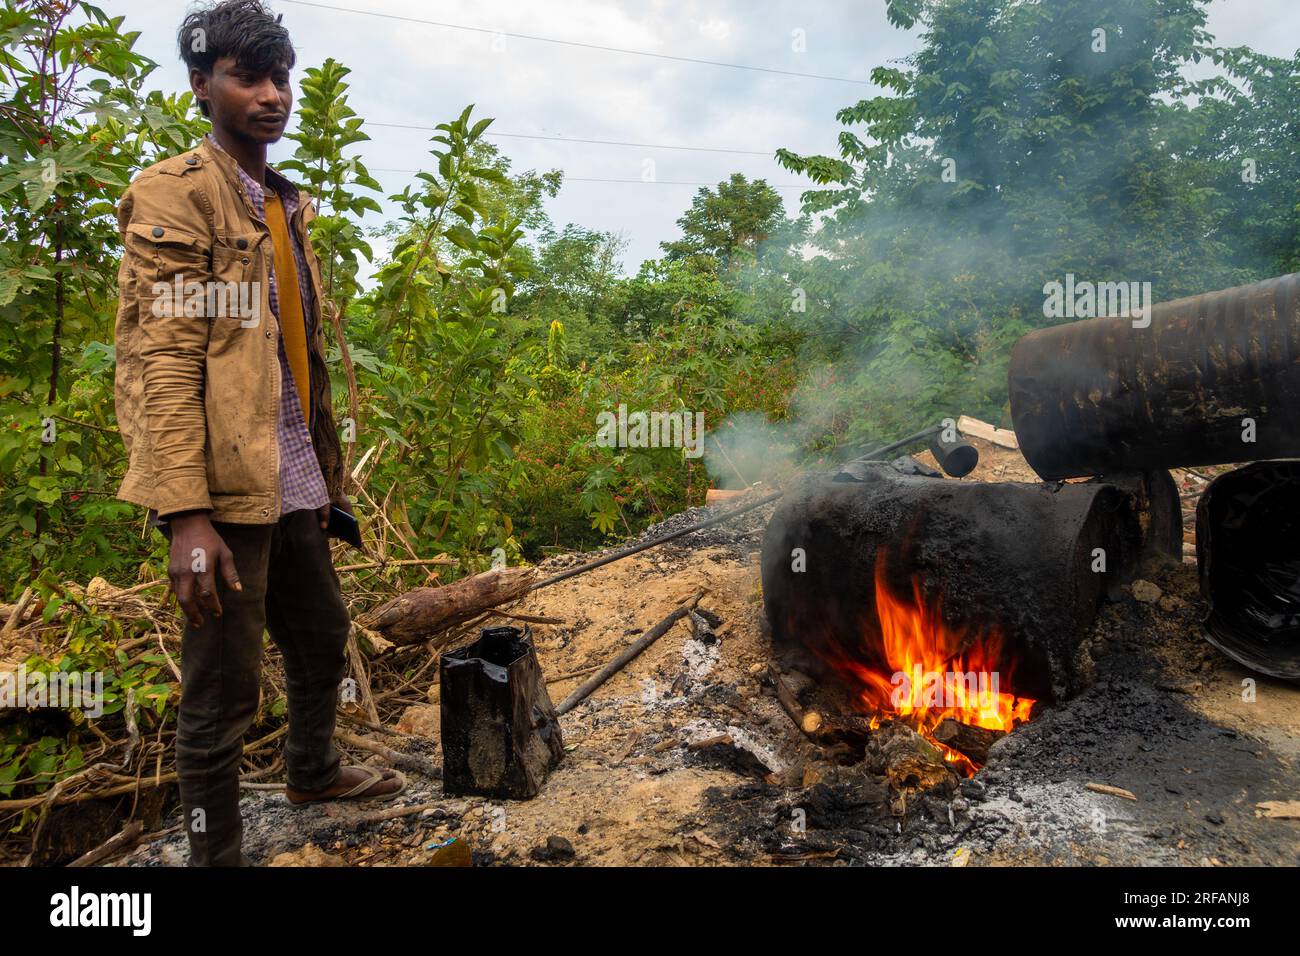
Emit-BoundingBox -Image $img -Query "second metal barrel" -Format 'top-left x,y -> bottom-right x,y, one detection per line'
1008,273 -> 1300,480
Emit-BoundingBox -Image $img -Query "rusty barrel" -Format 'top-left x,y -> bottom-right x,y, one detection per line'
1008,273 -> 1300,481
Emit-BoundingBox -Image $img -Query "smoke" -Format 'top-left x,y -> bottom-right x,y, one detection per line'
703,410 -> 801,489
717,0 -> 1278,465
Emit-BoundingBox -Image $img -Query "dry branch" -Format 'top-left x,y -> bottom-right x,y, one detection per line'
555,590 -> 705,716
335,729 -> 437,776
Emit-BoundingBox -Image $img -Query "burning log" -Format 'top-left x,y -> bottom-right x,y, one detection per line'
874,723 -> 951,792
768,665 -> 872,754
1196,461 -> 1300,681
361,567 -> 537,646
1008,272 -> 1300,480
932,718 -> 1004,765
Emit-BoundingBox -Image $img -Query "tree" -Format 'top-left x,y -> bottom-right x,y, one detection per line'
1180,45 -> 1300,276
661,173 -> 790,269
773,0 -> 1280,447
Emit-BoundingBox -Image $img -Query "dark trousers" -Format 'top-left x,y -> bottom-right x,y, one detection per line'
164,509 -> 351,866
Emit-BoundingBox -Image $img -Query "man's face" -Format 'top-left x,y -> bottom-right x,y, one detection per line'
191,54 -> 292,143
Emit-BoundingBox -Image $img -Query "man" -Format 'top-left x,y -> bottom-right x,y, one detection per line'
113,0 -> 403,867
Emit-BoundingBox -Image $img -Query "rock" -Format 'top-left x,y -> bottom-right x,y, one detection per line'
268,843 -> 346,867
1131,580 -> 1162,604
546,835 -> 575,859
86,577 -> 119,600
1158,594 -> 1187,613
396,703 -> 439,738
424,838 -> 472,867
530,835 -> 576,863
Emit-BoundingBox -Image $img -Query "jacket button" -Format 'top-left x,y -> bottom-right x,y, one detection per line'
185,156 -> 198,165
261,508 -> 269,516
241,257 -> 249,265
236,238 -> 248,250
151,226 -> 164,238
265,330 -> 272,338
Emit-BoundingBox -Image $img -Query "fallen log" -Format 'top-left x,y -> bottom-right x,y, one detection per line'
932,718 -> 1004,764
359,566 -> 538,646
67,820 -> 143,868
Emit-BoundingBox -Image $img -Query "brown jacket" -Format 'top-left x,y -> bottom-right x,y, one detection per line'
113,137 -> 344,523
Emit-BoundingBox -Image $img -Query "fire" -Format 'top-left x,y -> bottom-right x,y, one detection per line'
823,554 -> 1036,774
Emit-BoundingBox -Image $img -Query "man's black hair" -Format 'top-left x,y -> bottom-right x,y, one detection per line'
178,0 -> 296,117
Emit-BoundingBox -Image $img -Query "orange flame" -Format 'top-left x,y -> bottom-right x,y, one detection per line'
823,553 -> 1036,775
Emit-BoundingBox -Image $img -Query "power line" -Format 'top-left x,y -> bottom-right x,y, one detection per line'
368,167 -> 808,188
369,121 -> 773,157
278,0 -> 869,85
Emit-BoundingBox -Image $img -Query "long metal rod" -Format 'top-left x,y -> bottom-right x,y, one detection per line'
529,422 -> 947,592
554,590 -> 704,714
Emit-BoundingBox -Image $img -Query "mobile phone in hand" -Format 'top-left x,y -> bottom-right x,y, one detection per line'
326,505 -> 363,549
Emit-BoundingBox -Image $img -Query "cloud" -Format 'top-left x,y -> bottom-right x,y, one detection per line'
115,0 -> 1298,275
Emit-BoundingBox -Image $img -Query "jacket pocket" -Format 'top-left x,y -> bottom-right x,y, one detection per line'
123,222 -> 207,298
210,231 -> 266,330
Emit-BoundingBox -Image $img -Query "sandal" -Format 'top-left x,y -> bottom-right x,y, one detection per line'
285,766 -> 407,806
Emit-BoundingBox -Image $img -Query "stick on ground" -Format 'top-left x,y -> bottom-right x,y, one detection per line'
555,590 -> 706,716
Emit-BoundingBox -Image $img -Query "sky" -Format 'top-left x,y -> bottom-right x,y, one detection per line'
111,0 -> 1300,276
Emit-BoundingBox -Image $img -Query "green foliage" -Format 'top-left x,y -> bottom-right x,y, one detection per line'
280,57 -> 382,307
0,1 -> 206,583
353,106 -> 531,562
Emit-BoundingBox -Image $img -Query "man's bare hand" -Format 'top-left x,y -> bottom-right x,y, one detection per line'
317,495 -> 355,531
167,511 -> 241,627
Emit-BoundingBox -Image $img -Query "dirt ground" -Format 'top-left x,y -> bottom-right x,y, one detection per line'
120,437 -> 1300,868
